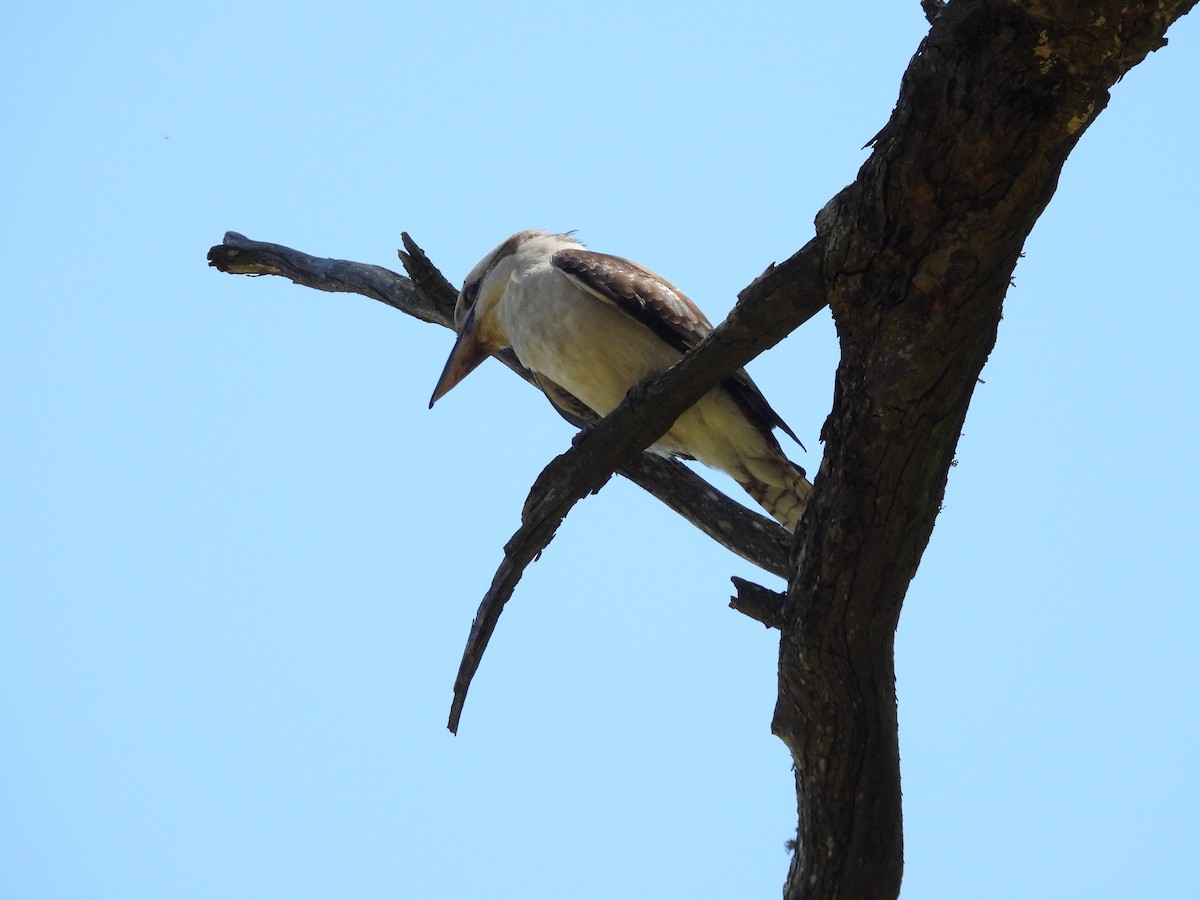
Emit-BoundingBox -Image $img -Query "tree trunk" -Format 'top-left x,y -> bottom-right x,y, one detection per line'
774,2 -> 1194,897
207,2 -> 1195,895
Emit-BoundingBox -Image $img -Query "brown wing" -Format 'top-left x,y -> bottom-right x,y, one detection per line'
551,249 -> 804,450
552,249 -> 713,353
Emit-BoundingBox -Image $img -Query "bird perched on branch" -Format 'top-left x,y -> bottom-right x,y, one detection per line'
429,230 -> 812,531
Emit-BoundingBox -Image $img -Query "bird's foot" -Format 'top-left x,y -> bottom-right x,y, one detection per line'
570,423 -> 595,448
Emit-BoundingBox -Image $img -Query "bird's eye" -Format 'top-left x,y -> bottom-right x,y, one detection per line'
462,281 -> 480,307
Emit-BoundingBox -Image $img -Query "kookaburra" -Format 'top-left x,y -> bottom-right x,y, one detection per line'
429,230 -> 812,531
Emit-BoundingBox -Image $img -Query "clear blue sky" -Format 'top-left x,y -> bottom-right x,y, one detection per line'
3,3 -> 1197,898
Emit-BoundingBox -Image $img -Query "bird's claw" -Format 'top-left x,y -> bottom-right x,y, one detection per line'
570,423 -> 596,448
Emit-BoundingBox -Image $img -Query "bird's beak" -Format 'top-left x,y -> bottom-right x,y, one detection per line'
429,309 -> 490,408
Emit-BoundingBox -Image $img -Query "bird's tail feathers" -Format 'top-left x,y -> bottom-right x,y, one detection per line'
736,459 -> 812,532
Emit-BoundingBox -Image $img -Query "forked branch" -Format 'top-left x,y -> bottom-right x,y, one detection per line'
443,238 -> 828,731
206,232 -> 793,575
207,231 -> 827,731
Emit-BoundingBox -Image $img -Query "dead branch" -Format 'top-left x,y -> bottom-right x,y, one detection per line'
208,230 -> 823,732
729,577 -> 787,630
206,232 -> 794,577
445,238 -> 827,732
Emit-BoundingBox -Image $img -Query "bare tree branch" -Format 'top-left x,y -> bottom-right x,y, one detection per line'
208,230 -> 826,732
729,577 -> 787,630
618,454 -> 791,580
208,232 -> 442,323
396,231 -> 459,317
206,232 -> 792,578
445,239 -> 827,731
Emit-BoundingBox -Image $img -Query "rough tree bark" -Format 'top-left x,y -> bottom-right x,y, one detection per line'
207,2 -> 1194,897
776,3 -> 1193,898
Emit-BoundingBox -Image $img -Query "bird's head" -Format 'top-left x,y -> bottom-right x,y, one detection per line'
428,229 -> 577,408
